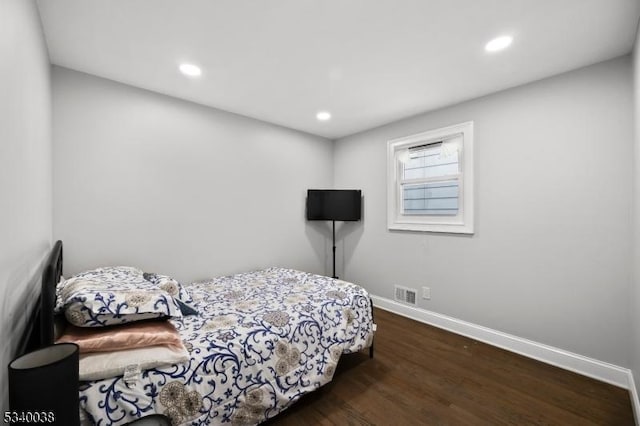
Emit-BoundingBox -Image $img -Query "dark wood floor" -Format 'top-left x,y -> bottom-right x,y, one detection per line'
267,308 -> 634,425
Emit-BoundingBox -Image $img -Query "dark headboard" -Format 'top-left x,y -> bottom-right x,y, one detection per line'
41,240 -> 63,346
18,240 -> 63,356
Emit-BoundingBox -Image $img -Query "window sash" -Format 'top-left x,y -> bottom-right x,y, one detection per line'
400,178 -> 460,216
398,142 -> 463,218
401,142 -> 460,181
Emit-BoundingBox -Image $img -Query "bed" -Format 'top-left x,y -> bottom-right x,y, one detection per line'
25,241 -> 375,425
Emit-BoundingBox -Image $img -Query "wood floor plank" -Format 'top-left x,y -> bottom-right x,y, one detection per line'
266,308 -> 634,425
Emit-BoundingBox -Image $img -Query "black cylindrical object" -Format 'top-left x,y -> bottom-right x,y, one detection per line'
8,343 -> 79,426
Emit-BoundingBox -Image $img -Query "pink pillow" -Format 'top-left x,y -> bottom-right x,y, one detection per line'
57,321 -> 183,354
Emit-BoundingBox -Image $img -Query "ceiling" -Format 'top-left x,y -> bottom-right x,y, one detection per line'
37,0 -> 639,139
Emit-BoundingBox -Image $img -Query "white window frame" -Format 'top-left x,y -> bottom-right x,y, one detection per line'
387,121 -> 474,234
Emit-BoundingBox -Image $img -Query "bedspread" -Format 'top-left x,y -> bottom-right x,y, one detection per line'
79,268 -> 375,425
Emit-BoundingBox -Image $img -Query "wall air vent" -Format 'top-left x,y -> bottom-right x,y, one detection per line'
394,285 -> 417,305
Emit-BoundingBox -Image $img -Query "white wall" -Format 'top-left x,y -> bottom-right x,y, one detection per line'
52,67 -> 333,282
0,0 -> 52,412
334,56 -> 633,367
632,20 -> 640,400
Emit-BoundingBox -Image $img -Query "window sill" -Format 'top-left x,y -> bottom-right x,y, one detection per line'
388,221 -> 474,234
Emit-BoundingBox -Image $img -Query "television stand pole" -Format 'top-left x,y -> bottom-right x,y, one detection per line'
332,220 -> 337,279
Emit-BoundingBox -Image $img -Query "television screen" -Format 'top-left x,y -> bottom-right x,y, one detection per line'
306,189 -> 362,221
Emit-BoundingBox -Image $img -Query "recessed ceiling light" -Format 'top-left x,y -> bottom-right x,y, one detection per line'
316,111 -> 331,121
179,63 -> 202,77
485,35 -> 513,53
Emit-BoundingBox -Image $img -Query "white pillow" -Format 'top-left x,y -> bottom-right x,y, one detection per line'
79,344 -> 189,381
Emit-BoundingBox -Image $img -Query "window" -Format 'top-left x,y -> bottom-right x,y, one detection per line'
387,121 -> 474,233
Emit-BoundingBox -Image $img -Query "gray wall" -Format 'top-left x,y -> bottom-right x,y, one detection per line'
52,67 -> 333,282
334,56 -> 633,367
0,0 -> 52,411
632,23 -> 640,397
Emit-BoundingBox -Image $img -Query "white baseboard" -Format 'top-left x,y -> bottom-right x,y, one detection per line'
370,295 -> 631,389
629,371 -> 640,425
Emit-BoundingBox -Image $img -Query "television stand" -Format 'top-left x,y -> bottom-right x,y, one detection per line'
332,220 -> 337,279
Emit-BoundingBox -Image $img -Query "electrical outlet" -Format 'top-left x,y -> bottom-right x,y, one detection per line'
422,286 -> 431,300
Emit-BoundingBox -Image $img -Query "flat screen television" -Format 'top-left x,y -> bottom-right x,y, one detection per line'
306,189 -> 362,221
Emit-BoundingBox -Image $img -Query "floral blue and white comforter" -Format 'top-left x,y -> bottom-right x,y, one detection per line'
79,268 -> 375,425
